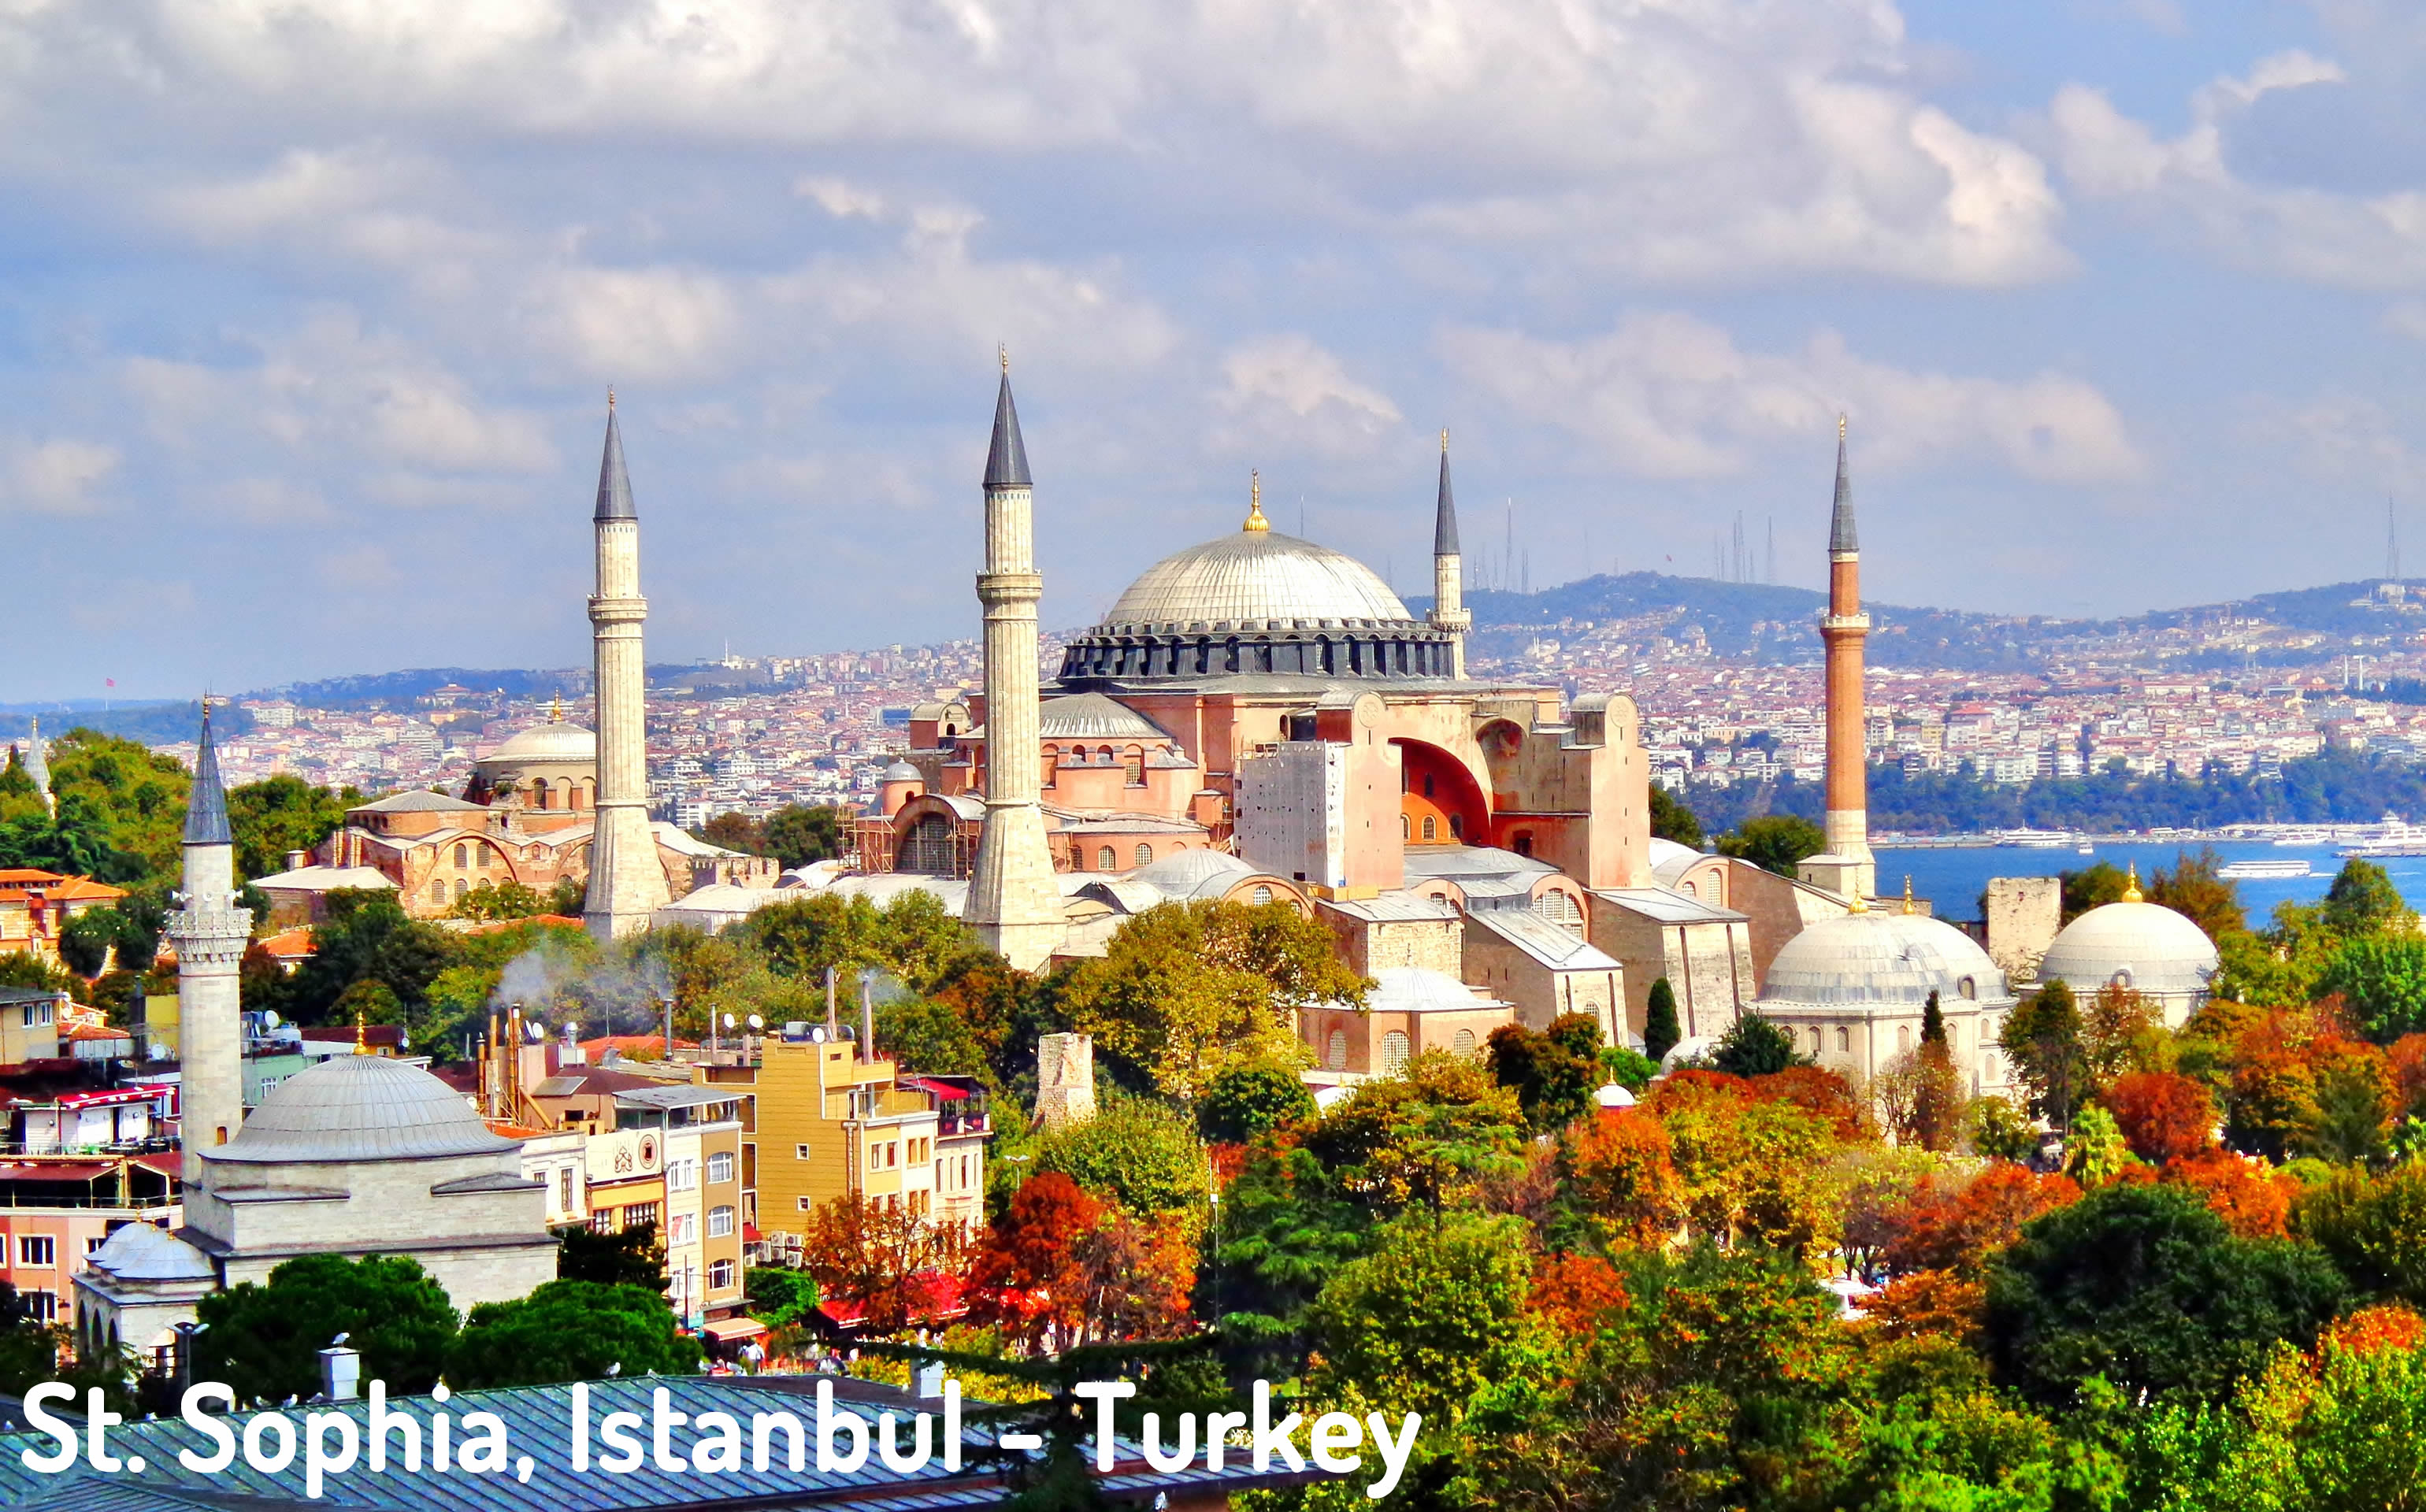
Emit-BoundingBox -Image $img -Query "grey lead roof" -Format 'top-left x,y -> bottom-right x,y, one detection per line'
182,708 -> 232,847
1829,424 -> 1857,555
984,369 -> 1031,489
595,398 -> 636,521
1434,441 -> 1460,556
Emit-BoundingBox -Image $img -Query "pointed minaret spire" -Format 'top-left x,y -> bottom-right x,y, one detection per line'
1428,428 -> 1471,677
1830,413 -> 1857,556
20,717 -> 50,816
595,387 -> 636,522
184,701 -> 232,846
984,348 -> 1031,491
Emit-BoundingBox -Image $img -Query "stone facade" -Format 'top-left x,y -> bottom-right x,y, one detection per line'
1986,876 -> 2062,981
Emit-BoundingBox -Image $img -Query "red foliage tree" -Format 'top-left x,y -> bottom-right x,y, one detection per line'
2161,1148 -> 2294,1239
2105,1071 -> 2217,1164
966,1172 -> 1104,1351
1861,1269 -> 1985,1347
1747,1064 -> 1867,1140
2323,1303 -> 2426,1358
2387,1033 -> 2426,1117
1881,1164 -> 2081,1278
1563,1107 -> 1683,1247
1529,1252 -> 1630,1335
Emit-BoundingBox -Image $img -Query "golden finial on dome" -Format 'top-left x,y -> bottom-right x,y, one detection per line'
1244,469 -> 1270,533
2124,862 -> 2142,903
607,386 -> 616,410
999,344 -> 1009,375
1441,427 -> 1449,454
1902,876 -> 1916,914
1848,890 -> 1868,915
353,1007 -> 369,1055
1838,412 -> 1846,441
548,695 -> 563,724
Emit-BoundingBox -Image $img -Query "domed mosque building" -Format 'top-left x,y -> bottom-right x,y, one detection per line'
851,376 -> 1765,1057
2035,864 -> 2220,1026
76,714 -> 557,1367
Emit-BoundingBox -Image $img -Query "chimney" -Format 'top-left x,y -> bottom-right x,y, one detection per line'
859,976 -> 875,1063
284,849 -> 308,872
318,1346 -> 361,1403
916,1361 -> 945,1399
823,966 -> 839,1039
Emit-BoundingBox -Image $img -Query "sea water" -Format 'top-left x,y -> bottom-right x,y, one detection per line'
1874,839 -> 2426,925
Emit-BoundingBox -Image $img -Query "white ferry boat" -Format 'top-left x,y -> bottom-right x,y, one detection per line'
2218,858 -> 2314,880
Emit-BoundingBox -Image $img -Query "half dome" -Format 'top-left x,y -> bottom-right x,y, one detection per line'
208,1053 -> 523,1165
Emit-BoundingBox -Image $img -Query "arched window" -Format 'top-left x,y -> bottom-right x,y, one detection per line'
1681,880 -> 1697,898
430,880 -> 446,906
1835,1026 -> 1851,1052
1422,816 -> 1437,841
454,877 -> 469,901
1401,815 -> 1411,839
1251,885 -> 1273,906
1958,976 -> 1978,1000
1422,775 -> 1435,799
454,844 -> 469,869
2109,969 -> 2133,990
531,780 -> 551,809
1452,1028 -> 1476,1058
1134,843 -> 1153,867
1534,890 -> 1582,932
1449,815 -> 1463,839
1382,1031 -> 1411,1075
1326,1029 -> 1347,1070
898,815 -> 957,875
1096,846 -> 1117,870
1123,748 -> 1145,786
1512,830 -> 1534,858
1097,746 -> 1115,766
1897,1024 -> 1912,1053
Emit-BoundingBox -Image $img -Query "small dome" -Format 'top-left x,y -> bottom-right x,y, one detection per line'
1100,529 -> 1413,631
2038,900 -> 2219,1000
881,761 -> 923,784
1759,910 -> 2013,1011
209,1054 -> 523,1165
88,1221 -> 213,1281
1647,837 -> 1701,872
1130,848 -> 1256,900
484,721 -> 596,765
1367,966 -> 1498,1013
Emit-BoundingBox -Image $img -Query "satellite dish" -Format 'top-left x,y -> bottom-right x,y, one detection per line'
262,1011 -> 281,1029
809,1026 -> 829,1043
525,1021 -> 545,1043
721,1013 -> 735,1029
746,1014 -> 763,1030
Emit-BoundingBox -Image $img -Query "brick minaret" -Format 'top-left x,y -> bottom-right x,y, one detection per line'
169,706 -> 248,1183
963,354 -> 1063,970
584,391 -> 670,940
1801,416 -> 1876,902
1428,429 -> 1470,679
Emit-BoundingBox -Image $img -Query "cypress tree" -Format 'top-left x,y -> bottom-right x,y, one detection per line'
1921,989 -> 1946,1045
1643,976 -> 1682,1063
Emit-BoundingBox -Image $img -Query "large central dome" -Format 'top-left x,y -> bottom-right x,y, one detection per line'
1101,528 -> 1413,631
1059,517 -> 1457,687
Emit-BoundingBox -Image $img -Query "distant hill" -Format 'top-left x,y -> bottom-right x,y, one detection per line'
1412,573 -> 2425,675
0,700 -> 248,747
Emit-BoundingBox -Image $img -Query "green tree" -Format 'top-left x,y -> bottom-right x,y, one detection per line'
1304,1052 -> 1528,1214
225,774 -> 358,882
1648,785 -> 1703,849
1642,976 -> 1682,1063
1984,1182 -> 2347,1407
286,889 -> 456,1025
194,1254 -> 459,1403
1057,899 -> 1365,1101
445,1280 -> 699,1388
2060,860 -> 2131,924
1486,1013 -> 1603,1132
1197,1059 -> 1316,1144
555,1222 -> 665,1289
695,811 -> 766,854
1033,1099 -> 1209,1216
2297,1164 -> 2426,1305
1710,1012 -> 1805,1077
744,1267 -> 822,1334
1601,1045 -> 1660,1092
872,994 -> 992,1080
448,879 -> 552,921
2324,858 -> 2410,936
1912,990 -> 1965,1151
2148,847 -> 2247,942
2064,1102 -> 2131,1184
1308,1210 -> 1541,1425
2001,980 -> 2089,1132
2319,934 -> 2426,1043
763,804 -> 847,867
1967,1095 -> 2041,1162
1716,813 -> 1827,877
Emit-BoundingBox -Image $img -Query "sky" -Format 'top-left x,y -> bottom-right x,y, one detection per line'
7,0 -> 2426,699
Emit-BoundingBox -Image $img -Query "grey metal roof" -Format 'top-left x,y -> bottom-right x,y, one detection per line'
1434,439 -> 1460,556
1126,847 -> 1256,900
1468,907 -> 1620,969
1590,886 -> 1749,925
1757,910 -> 2016,1012
86,1218 -> 215,1281
1364,966 -> 1508,1014
2038,899 -> 2220,999
182,710 -> 232,847
614,1083 -> 744,1113
1400,844 -> 1556,883
1829,422 -> 1857,555
595,397 -> 636,521
355,789 -> 490,813
1034,691 -> 1170,742
983,369 -> 1030,489
1096,528 -> 1414,632
205,1052 -> 523,1166
1319,892 -> 1463,923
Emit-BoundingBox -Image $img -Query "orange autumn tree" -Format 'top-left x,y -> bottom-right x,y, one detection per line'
1530,1251 -> 1630,1335
2106,1071 -> 2217,1165
2161,1148 -> 2297,1239
1881,1163 -> 2082,1279
966,1171 -> 1195,1352
1564,1108 -> 1684,1248
796,1191 -> 971,1335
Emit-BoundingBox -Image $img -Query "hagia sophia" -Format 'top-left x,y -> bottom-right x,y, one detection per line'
210,365 -> 2224,1140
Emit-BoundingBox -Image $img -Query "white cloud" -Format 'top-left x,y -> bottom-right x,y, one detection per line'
2045,52 -> 2426,289
1213,335 -> 1405,461
525,266 -> 743,384
1441,311 -> 2144,484
0,439 -> 120,514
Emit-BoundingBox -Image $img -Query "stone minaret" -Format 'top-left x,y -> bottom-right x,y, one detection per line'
1429,429 -> 1470,678
1800,416 -> 1876,903
962,354 -> 1064,970
169,706 -> 248,1184
584,392 -> 670,940
19,717 -> 50,815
